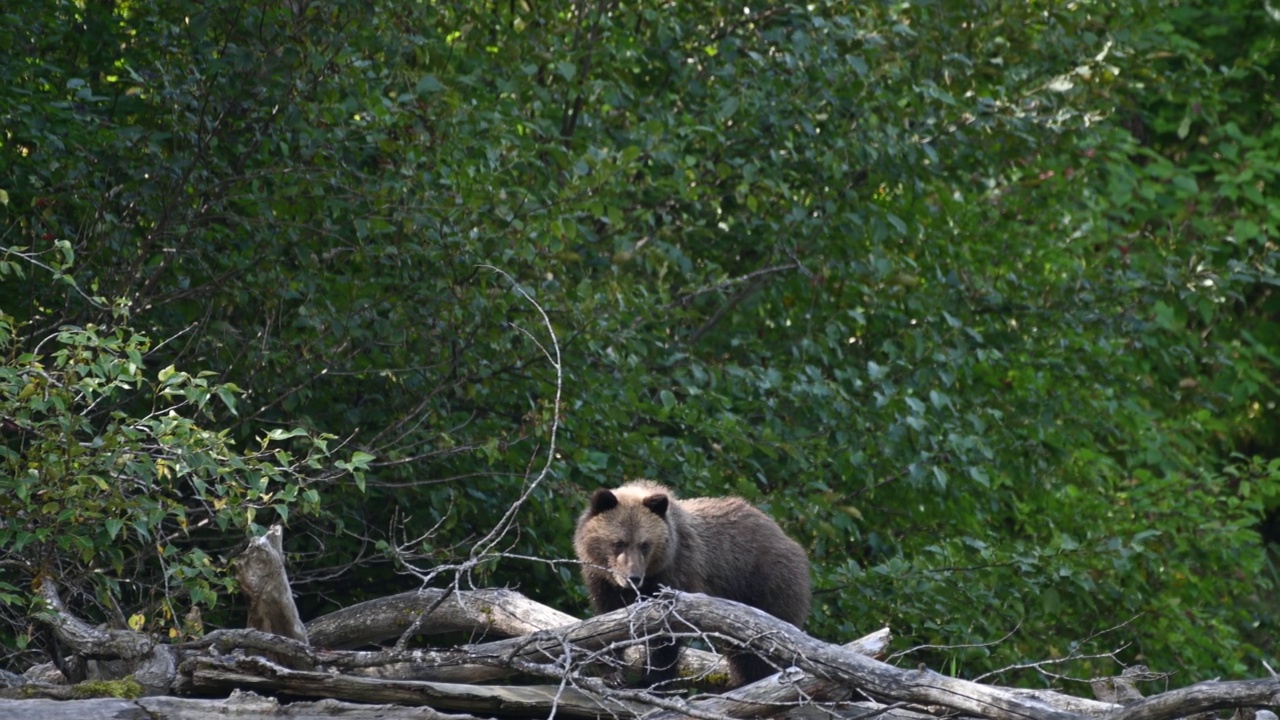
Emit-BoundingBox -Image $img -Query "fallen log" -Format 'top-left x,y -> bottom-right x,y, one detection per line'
306,587 -> 578,649
463,591 -> 1087,720
188,654 -> 642,718
305,586 -> 731,682
180,629 -> 893,719
641,628 -> 891,720
0,689 -> 483,720
33,579 -> 177,695
22,575 -> 1280,720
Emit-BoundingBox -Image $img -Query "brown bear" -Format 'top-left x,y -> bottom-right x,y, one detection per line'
573,480 -> 811,687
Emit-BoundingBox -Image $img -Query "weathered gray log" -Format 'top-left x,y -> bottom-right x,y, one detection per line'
28,580 -> 1280,720
237,524 -> 309,645
466,591 -> 1091,720
1110,678 -> 1280,720
1005,688 -> 1117,717
179,627 -> 891,718
572,593 -> 1280,720
306,587 -> 577,649
0,689 -> 483,720
0,698 -> 141,720
179,628 -> 512,685
788,702 -> 936,720
35,580 -> 178,695
188,654 -> 643,718
304,586 -> 729,683
641,628 -> 892,720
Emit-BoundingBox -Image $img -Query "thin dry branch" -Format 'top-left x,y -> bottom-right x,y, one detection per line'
388,267 -> 565,634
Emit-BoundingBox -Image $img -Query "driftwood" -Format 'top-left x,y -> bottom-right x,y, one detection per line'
15,525 -> 1280,720
641,629 -> 893,720
175,603 -> 890,718
187,654 -> 642,718
31,585 -> 1279,720
238,524 -> 309,645
304,586 -> 731,682
0,689 -> 482,720
32,578 -> 178,695
306,587 -> 578,648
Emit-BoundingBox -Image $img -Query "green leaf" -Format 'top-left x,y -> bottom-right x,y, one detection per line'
716,95 -> 739,121
416,75 -> 444,93
216,386 -> 238,415
1153,301 -> 1178,330
266,428 -> 309,441
1171,173 -> 1199,194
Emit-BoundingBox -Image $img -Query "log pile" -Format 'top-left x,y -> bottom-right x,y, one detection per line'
5,527 -> 1278,720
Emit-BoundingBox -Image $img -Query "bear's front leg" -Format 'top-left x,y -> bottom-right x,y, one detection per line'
641,636 -> 683,687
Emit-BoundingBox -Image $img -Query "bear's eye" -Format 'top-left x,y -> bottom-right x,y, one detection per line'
639,541 -> 651,554
612,541 -> 626,553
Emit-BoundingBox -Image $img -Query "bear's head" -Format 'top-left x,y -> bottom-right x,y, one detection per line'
575,486 -> 672,588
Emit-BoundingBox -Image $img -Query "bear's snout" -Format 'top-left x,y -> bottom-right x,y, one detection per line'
610,569 -> 642,587
611,550 -> 646,587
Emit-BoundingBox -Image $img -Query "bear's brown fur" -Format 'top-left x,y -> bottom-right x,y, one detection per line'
573,480 -> 811,687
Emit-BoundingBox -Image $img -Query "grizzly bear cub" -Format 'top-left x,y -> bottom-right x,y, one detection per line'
573,480 -> 811,687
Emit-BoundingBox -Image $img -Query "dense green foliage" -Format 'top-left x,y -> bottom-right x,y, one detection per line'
3,0 -> 1279,689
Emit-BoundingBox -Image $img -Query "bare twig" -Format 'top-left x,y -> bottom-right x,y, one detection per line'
388,266 -> 564,650
969,614 -> 1143,685
468,266 -> 563,559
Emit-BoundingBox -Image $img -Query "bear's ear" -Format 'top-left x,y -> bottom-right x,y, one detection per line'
589,489 -> 619,515
642,494 -> 669,517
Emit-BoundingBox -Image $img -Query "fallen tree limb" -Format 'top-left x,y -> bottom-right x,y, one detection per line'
0,689 -> 483,720
464,592 -> 1089,720
33,578 -> 177,695
575,593 -> 1280,720
1110,678 -> 1280,720
174,618 -> 894,719
179,627 -> 515,685
1003,688 -> 1116,718
641,628 -> 892,720
304,586 -> 730,682
306,587 -> 578,649
188,654 -> 642,718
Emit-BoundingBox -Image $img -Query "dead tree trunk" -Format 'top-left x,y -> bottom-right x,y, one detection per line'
237,524 -> 308,644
